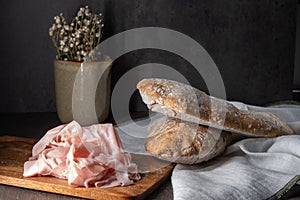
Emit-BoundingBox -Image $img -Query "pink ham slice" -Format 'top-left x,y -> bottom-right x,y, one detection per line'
23,121 -> 140,188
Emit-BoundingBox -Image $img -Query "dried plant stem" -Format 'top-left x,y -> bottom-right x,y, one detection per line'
49,6 -> 104,62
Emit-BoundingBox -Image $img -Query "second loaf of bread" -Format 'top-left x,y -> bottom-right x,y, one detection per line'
145,117 -> 231,164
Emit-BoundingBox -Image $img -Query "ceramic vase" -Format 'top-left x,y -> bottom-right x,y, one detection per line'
54,59 -> 112,126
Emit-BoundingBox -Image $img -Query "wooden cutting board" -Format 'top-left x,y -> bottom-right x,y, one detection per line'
0,136 -> 174,200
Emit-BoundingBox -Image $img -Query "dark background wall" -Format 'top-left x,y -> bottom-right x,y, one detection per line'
0,0 -> 298,113
295,2 -> 300,87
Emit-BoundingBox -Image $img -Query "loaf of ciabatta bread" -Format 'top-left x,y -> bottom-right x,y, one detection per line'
145,117 -> 231,164
137,78 -> 294,137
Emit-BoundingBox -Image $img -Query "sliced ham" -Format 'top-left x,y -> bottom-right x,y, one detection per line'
23,121 -> 140,188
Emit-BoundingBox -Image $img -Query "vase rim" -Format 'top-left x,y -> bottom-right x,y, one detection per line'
54,59 -> 112,65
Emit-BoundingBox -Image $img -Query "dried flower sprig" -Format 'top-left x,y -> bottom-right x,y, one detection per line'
49,6 -> 104,62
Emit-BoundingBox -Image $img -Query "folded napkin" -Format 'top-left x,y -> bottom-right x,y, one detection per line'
172,103 -> 300,200
116,103 -> 300,199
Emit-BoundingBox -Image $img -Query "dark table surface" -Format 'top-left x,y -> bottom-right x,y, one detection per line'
0,112 -> 299,200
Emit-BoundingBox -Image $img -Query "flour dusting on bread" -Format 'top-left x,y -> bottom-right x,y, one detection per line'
137,78 -> 294,137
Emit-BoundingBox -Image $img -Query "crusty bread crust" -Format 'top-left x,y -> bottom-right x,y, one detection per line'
145,117 -> 231,164
137,78 -> 294,137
